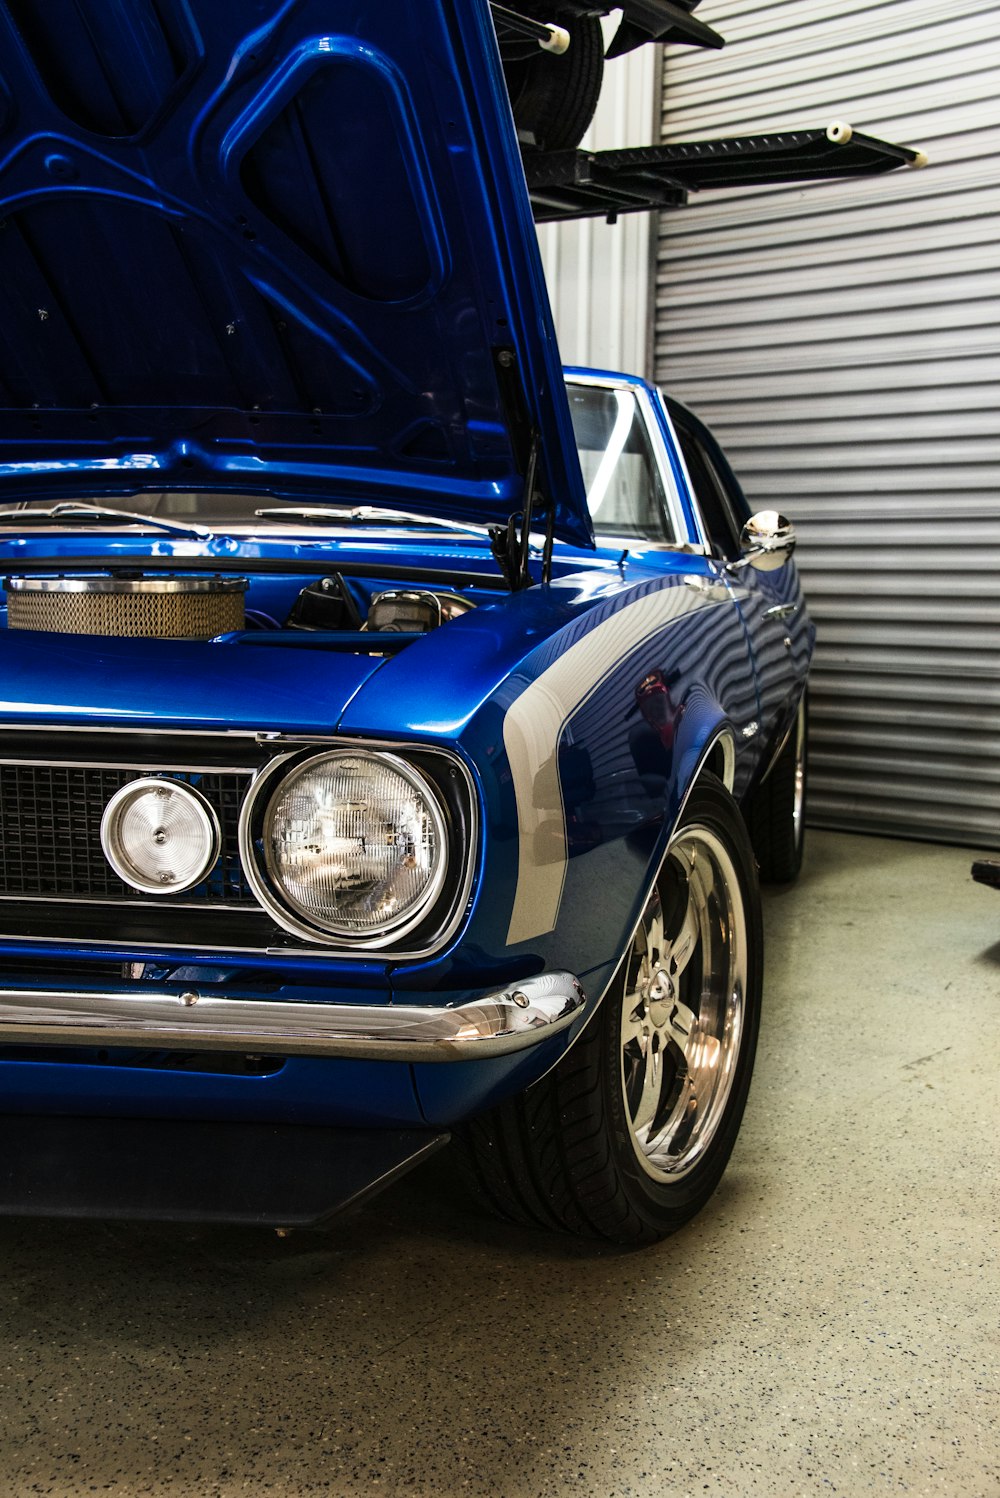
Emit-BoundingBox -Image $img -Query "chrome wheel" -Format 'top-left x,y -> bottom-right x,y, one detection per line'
620,825 -> 747,1183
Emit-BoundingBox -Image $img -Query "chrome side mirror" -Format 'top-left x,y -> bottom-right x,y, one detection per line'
732,510 -> 797,572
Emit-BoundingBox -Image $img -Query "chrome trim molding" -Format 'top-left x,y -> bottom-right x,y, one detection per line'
654,389 -> 714,557
6,576 -> 248,594
0,972 -> 586,1063
0,758 -> 255,774
0,724 -> 266,738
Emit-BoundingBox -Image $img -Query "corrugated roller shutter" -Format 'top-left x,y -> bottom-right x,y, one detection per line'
654,0 -> 1000,847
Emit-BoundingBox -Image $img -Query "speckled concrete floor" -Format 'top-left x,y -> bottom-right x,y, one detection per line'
1,831 -> 998,1498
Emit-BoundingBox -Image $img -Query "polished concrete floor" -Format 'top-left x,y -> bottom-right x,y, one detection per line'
0,831 -> 997,1497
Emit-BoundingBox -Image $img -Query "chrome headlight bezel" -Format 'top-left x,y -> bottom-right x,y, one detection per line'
239,745 -> 472,951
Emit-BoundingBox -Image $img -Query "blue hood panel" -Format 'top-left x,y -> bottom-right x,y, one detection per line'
0,629 -> 382,734
0,0 -> 592,545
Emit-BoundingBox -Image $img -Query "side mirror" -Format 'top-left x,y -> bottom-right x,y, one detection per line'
733,510 -> 797,573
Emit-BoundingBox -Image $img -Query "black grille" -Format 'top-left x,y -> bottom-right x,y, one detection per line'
0,764 -> 256,905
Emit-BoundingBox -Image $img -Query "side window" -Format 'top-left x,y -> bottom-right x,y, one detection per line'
672,416 -> 748,563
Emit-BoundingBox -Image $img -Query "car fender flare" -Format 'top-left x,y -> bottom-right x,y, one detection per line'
671,719 -> 736,829
567,714 -> 738,1045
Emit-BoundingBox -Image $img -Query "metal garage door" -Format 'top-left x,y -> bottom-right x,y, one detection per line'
654,0 -> 1000,847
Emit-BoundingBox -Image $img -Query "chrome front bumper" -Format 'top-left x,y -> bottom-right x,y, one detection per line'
0,971 -> 586,1062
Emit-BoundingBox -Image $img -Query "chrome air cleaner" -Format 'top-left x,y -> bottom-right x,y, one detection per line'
5,575 -> 247,639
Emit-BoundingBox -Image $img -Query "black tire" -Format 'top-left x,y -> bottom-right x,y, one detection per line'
748,692 -> 808,884
458,774 -> 764,1245
504,15 -> 604,153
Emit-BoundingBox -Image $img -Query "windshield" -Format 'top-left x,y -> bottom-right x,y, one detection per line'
565,384 -> 675,543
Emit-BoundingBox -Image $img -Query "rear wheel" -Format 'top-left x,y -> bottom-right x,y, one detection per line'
748,692 -> 808,883
459,775 -> 763,1244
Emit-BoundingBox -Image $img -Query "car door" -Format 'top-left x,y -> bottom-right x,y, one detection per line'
665,399 -> 805,750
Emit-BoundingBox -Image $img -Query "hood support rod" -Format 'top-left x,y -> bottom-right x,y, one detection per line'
490,429 -> 552,590
490,4 -> 571,53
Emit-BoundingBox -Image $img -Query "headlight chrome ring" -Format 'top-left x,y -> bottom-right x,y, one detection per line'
241,749 -> 451,946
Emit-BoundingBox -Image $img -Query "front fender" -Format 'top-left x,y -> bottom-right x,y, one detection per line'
346,569 -> 759,1008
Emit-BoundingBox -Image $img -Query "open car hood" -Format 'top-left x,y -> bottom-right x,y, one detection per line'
0,0 -> 593,547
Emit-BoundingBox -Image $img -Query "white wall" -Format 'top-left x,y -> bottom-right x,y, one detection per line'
536,35 -> 659,377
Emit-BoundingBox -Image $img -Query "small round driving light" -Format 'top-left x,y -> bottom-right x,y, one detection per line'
100,779 -> 220,895
262,751 -> 448,940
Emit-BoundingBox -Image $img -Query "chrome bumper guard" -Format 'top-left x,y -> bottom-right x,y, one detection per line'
0,972 -> 586,1062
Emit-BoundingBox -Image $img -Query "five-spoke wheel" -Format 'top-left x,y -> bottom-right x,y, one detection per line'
621,824 -> 748,1184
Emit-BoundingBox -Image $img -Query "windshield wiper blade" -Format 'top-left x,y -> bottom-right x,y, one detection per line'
254,504 -> 489,538
0,502 -> 213,541
254,505 -> 540,550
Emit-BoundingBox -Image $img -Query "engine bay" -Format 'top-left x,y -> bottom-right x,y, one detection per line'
1,569 -> 481,646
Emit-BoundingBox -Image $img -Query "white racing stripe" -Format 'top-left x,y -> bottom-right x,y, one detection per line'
504,582 -> 727,945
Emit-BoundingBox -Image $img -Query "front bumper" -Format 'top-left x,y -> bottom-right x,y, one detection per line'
0,971 -> 586,1061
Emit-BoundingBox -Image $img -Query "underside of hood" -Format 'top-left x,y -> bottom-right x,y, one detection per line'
0,0 -> 593,545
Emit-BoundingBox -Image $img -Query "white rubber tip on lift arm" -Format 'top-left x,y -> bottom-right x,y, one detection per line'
540,23 -> 571,54
826,121 -> 853,145
909,149 -> 930,168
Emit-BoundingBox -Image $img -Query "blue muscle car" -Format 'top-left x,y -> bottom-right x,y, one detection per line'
0,0 -> 814,1242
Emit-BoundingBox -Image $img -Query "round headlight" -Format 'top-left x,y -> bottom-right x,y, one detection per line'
262,752 -> 448,939
101,779 -> 220,895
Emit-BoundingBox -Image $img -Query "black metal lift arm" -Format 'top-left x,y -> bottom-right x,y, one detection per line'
526,122 -> 929,224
